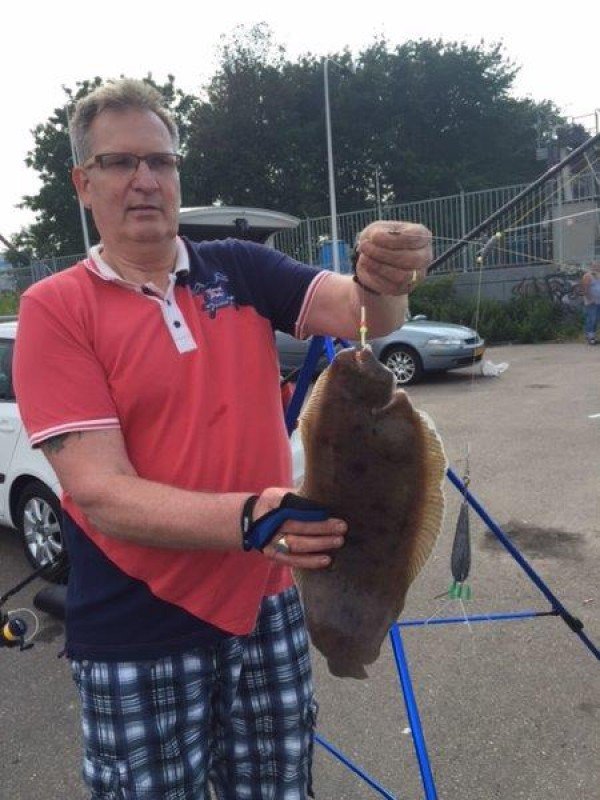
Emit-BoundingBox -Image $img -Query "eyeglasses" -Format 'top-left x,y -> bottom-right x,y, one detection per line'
82,152 -> 182,175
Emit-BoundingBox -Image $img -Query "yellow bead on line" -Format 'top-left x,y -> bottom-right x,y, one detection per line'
359,304 -> 368,348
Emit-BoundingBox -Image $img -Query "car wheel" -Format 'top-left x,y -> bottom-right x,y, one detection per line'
15,481 -> 68,583
381,345 -> 423,386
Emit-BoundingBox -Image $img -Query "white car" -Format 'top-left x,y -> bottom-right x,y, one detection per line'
0,319 -> 65,579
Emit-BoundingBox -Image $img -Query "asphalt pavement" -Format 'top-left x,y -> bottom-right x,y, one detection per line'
1,341 -> 598,799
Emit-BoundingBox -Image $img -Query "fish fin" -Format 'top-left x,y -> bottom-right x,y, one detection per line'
404,409 -> 448,585
298,368 -> 330,440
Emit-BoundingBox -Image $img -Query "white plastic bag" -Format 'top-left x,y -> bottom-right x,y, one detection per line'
480,359 -> 509,377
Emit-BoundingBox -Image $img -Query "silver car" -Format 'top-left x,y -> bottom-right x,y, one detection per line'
276,315 -> 485,385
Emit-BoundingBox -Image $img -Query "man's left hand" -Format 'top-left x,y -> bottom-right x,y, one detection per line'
354,221 -> 433,296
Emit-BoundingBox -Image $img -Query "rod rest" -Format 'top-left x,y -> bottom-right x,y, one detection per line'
33,585 -> 67,621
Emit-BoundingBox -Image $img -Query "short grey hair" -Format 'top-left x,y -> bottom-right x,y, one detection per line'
70,78 -> 180,163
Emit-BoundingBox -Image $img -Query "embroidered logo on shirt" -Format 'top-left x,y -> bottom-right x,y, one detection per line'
192,272 -> 238,319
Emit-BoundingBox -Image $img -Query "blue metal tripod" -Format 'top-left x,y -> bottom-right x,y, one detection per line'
285,335 -> 600,800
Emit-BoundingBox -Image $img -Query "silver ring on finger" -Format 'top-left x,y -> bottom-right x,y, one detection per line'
274,535 -> 291,555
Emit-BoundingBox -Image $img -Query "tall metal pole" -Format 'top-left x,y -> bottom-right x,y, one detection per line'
459,189 -> 468,273
324,59 -> 340,273
375,165 -> 382,219
306,217 -> 314,266
65,106 -> 91,254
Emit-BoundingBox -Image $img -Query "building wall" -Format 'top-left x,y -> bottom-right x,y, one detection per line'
448,264 -> 583,307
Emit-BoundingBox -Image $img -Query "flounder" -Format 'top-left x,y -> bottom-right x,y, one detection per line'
295,345 -> 447,678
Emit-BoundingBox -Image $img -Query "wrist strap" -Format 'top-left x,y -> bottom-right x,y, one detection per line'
351,245 -> 381,295
352,273 -> 381,295
242,492 -> 330,552
240,494 -> 259,549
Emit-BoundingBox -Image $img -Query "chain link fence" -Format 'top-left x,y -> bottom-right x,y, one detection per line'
2,154 -> 599,300
0,253 -> 85,297
274,171 -> 600,275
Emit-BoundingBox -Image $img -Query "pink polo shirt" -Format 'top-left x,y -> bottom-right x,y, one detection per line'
14,236 -> 329,660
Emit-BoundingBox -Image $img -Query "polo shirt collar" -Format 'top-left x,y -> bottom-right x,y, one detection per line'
86,237 -> 190,295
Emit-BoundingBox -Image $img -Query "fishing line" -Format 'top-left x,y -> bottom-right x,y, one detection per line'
437,147 -> 599,616
501,152 -> 600,237
467,207 -> 599,270
583,151 -> 600,191
424,151 -> 600,270
427,160 -> 600,271
438,242 -> 491,617
504,206 -> 600,233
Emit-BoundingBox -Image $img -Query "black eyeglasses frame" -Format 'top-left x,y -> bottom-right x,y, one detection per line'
81,152 -> 182,172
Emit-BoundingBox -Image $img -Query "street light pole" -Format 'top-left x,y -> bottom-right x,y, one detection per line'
323,58 -> 340,273
375,164 -> 382,218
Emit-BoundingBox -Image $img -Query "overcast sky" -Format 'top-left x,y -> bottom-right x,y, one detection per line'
2,0 -> 598,242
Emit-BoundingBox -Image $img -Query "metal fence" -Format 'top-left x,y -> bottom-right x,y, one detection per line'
30,252 -> 86,278
274,159 -> 600,275
2,158 -> 599,296
0,254 -> 85,295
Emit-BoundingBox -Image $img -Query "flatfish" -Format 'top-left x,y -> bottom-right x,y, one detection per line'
295,346 -> 447,678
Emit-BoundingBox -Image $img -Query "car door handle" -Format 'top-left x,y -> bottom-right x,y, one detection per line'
0,420 -> 17,433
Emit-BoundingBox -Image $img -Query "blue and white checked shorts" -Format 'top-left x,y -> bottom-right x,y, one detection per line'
70,586 -> 317,799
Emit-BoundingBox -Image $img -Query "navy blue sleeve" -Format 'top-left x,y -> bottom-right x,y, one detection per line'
184,238 -> 323,335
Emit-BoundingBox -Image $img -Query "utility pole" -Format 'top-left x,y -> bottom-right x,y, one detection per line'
66,106 -> 91,253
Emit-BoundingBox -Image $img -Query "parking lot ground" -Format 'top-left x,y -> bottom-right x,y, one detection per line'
1,341 -> 599,799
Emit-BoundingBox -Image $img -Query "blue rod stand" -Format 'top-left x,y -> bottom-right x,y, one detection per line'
284,335 -> 600,798
389,625 -> 438,800
446,468 -> 600,661
398,609 -> 558,628
315,734 -> 398,800
284,336 -> 327,437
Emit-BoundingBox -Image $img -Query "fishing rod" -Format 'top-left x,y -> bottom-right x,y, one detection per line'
0,562 -> 68,652
429,130 -> 600,272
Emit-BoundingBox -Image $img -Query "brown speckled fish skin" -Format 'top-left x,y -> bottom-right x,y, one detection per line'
295,346 -> 447,679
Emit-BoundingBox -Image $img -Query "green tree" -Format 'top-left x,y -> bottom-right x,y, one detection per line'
185,30 -> 571,214
335,38 -> 565,202
183,24 -> 329,216
13,27 -> 583,256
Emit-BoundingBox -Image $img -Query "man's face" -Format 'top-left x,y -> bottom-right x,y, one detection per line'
72,108 -> 181,251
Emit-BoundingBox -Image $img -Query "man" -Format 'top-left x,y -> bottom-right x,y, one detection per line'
581,264 -> 600,344
14,79 -> 432,799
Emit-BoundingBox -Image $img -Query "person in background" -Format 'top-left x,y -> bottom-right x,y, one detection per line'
14,78 -> 432,799
581,264 -> 600,344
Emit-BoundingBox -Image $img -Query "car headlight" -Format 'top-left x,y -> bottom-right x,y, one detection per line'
426,337 -> 464,347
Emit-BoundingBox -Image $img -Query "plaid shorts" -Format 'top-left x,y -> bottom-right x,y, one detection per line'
70,586 -> 317,800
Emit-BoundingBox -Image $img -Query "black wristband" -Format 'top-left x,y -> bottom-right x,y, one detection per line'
351,244 -> 382,295
240,494 -> 259,550
352,273 -> 381,295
